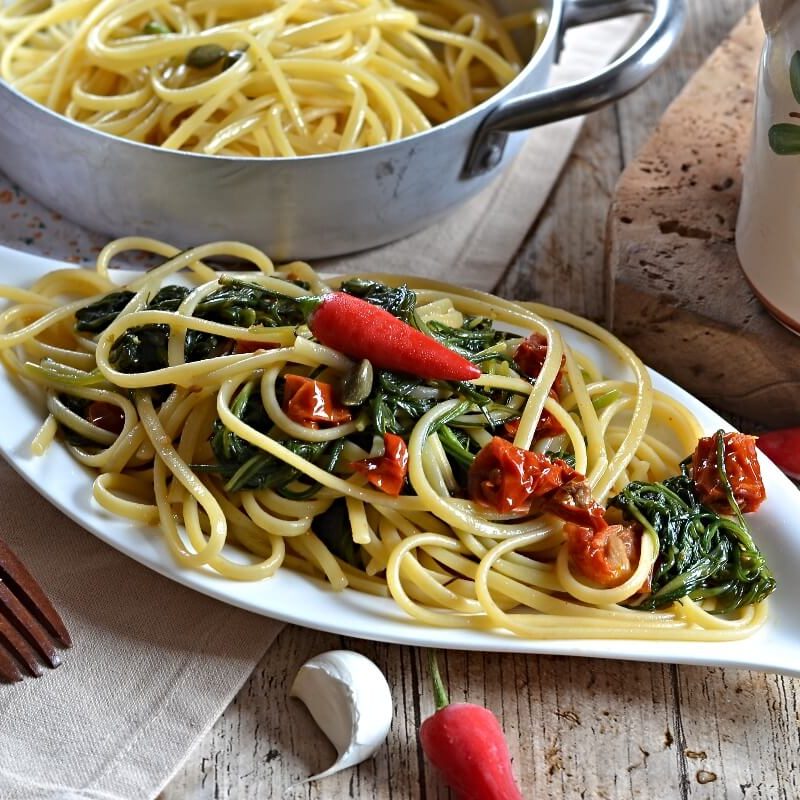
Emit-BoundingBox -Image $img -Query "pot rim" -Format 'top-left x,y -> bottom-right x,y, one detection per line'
0,0 -> 563,165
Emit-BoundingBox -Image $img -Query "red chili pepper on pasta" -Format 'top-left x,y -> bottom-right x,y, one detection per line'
755,427 -> 800,480
419,650 -> 524,800
302,292 -> 481,382
351,433 -> 409,496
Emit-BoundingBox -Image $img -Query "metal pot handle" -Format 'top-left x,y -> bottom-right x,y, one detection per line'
463,0 -> 686,177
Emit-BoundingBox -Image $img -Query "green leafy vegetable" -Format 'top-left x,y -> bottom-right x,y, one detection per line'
339,278 -> 416,322
75,291 -> 135,333
83,279 -> 305,374
591,389 -> 621,410
610,462 -> 775,613
23,359 -> 106,388
206,277 -> 306,327
109,325 -> 171,373
52,394 -> 99,448
370,370 -> 436,436
313,499 -> 363,568
200,379 -> 342,494
436,423 -> 476,470
57,393 -> 89,417
545,450 -> 576,468
428,316 -> 507,355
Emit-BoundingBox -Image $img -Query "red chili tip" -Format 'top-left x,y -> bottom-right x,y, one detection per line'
307,292 -> 481,383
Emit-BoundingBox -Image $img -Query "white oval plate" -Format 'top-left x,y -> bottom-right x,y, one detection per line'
1,245 -> 799,676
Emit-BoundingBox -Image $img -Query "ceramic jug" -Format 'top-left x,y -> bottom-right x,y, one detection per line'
737,0 -> 800,333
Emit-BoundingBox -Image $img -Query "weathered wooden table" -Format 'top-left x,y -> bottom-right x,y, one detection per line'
162,2 -> 800,797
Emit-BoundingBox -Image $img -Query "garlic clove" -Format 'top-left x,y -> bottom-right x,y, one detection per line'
289,649 -> 393,782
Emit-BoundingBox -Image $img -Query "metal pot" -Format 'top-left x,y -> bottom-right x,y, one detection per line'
0,0 -> 683,260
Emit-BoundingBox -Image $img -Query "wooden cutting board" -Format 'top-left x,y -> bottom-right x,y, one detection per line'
607,7 -> 800,427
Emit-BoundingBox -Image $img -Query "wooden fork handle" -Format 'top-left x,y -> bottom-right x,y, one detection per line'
0,538 -> 71,648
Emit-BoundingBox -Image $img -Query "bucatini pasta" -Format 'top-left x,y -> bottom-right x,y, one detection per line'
0,237 -> 776,640
0,0 -> 548,155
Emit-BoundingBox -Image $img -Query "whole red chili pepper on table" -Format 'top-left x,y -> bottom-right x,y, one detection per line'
419,650 -> 524,800
756,427 -> 800,480
299,292 -> 481,382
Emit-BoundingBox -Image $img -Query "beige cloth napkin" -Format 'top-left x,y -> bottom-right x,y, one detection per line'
0,15 -> 639,800
0,463 -> 284,800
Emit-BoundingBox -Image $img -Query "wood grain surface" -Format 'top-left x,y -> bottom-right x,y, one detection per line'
161,2 -> 800,798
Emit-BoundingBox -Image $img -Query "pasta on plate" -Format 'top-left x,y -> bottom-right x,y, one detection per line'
0,0 -> 547,155
0,237 -> 776,641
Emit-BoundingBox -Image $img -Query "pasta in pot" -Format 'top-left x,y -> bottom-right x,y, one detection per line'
0,0 -> 548,155
0,237 -> 775,641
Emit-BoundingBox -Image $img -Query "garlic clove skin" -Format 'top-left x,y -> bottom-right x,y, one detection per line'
289,649 -> 393,782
